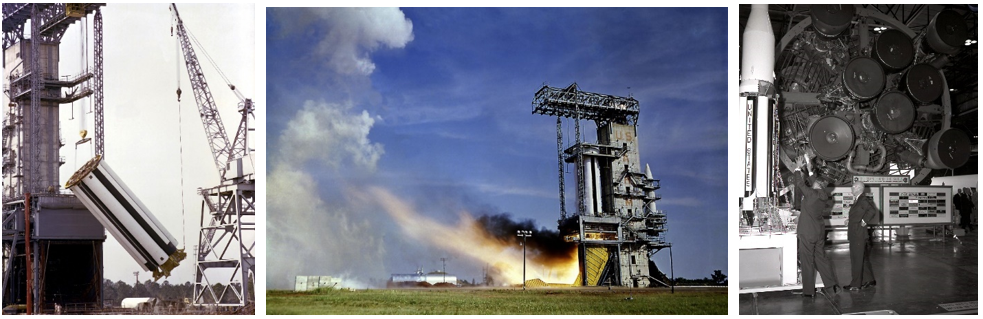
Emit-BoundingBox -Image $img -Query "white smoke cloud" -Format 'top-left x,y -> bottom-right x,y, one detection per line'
276,100 -> 384,171
266,161 -> 388,289
271,7 -> 414,75
266,98 -> 387,289
267,8 -> 415,290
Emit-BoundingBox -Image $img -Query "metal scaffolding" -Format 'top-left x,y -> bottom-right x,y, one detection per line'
532,82 -> 640,126
532,83 -> 670,287
193,181 -> 255,306
170,3 -> 256,308
2,4 -> 106,313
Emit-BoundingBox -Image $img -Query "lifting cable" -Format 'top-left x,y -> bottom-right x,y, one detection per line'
178,98 -> 187,250
175,22 -> 187,250
187,29 -> 244,100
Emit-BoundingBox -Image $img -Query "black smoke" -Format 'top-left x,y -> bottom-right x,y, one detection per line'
475,213 -> 576,266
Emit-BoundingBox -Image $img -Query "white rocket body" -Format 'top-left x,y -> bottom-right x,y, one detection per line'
645,164 -> 657,213
66,155 -> 183,278
740,4 -> 775,94
740,4 -> 777,211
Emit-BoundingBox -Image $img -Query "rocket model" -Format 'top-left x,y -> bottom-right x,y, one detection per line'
740,4 -> 776,212
66,155 -> 185,280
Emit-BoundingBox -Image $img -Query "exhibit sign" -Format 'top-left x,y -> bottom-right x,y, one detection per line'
881,186 -> 952,225
827,187 -> 882,227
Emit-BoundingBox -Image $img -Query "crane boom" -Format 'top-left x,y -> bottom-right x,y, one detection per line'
171,3 -> 233,179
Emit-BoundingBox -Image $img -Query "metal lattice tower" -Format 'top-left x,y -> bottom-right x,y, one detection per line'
170,3 -> 255,308
29,4 -> 41,195
193,181 -> 255,306
172,5 -> 234,181
532,83 -> 640,126
533,83 -> 669,287
3,3 -> 106,312
93,9 -> 104,156
532,83 -> 641,219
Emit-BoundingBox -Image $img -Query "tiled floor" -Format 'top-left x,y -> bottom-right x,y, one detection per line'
739,228 -> 978,315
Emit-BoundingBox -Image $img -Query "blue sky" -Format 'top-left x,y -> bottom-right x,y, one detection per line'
267,7 -> 727,288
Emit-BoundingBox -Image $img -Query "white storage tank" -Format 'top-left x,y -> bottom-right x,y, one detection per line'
121,297 -> 157,310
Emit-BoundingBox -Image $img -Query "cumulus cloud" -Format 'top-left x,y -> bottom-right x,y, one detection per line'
271,7 -> 414,75
276,100 -> 384,171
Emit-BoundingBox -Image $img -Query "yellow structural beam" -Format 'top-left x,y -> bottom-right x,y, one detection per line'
585,246 -> 609,286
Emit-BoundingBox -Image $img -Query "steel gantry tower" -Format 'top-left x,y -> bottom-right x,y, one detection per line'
533,83 -> 671,287
2,3 -> 106,313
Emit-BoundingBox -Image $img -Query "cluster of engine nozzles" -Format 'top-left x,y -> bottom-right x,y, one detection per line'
804,5 -> 971,170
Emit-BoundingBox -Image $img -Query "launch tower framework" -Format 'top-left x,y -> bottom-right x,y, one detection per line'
2,3 -> 106,313
533,83 -> 670,287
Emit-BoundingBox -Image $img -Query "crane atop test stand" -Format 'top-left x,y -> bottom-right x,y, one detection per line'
171,3 -> 255,307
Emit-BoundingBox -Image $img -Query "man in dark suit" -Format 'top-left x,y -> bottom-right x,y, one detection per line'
956,188 -> 974,233
844,181 -> 879,290
791,153 -> 841,297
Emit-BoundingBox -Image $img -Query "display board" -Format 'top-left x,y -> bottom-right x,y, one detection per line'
827,187 -> 882,227
881,186 -> 952,225
852,175 -> 910,185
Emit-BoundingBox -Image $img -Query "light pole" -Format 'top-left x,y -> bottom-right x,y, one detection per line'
440,257 -> 447,284
670,245 -> 675,294
517,230 -> 532,290
627,252 -> 634,300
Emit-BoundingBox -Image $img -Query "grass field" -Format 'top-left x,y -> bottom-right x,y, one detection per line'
266,287 -> 727,315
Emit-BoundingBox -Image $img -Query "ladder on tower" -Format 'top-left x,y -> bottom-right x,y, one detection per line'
2,113 -> 15,171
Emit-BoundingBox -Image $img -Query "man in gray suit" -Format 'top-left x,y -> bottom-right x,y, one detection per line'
845,181 -> 879,290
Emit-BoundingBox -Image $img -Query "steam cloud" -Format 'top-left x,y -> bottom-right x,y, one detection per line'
267,7 -> 413,289
266,101 -> 388,289
268,8 -> 579,289
275,100 -> 384,171
270,7 -> 414,75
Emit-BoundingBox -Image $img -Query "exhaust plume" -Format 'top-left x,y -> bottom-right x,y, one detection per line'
358,187 -> 579,285
475,214 -> 576,268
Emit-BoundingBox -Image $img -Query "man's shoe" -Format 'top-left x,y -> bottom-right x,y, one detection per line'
831,285 -> 842,294
800,289 -> 815,297
861,281 -> 876,289
844,285 -> 860,291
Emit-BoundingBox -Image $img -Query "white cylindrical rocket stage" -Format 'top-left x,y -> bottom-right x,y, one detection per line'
740,4 -> 777,211
740,4 -> 775,94
66,155 -> 185,280
583,156 -> 595,216
645,164 -> 657,214
592,154 -> 603,215
580,146 -> 604,216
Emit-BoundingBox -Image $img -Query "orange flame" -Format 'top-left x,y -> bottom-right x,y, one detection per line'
365,187 -> 579,285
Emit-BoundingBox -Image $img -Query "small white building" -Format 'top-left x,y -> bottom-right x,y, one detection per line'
121,297 -> 158,310
390,270 -> 457,285
294,276 -> 342,291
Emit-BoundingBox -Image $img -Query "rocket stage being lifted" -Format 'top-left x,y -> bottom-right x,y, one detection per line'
65,155 -> 186,280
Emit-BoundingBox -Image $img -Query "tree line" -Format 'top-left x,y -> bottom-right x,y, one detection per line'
101,280 -> 247,307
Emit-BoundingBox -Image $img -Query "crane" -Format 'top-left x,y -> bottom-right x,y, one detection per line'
170,3 -> 253,182
170,3 -> 255,307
